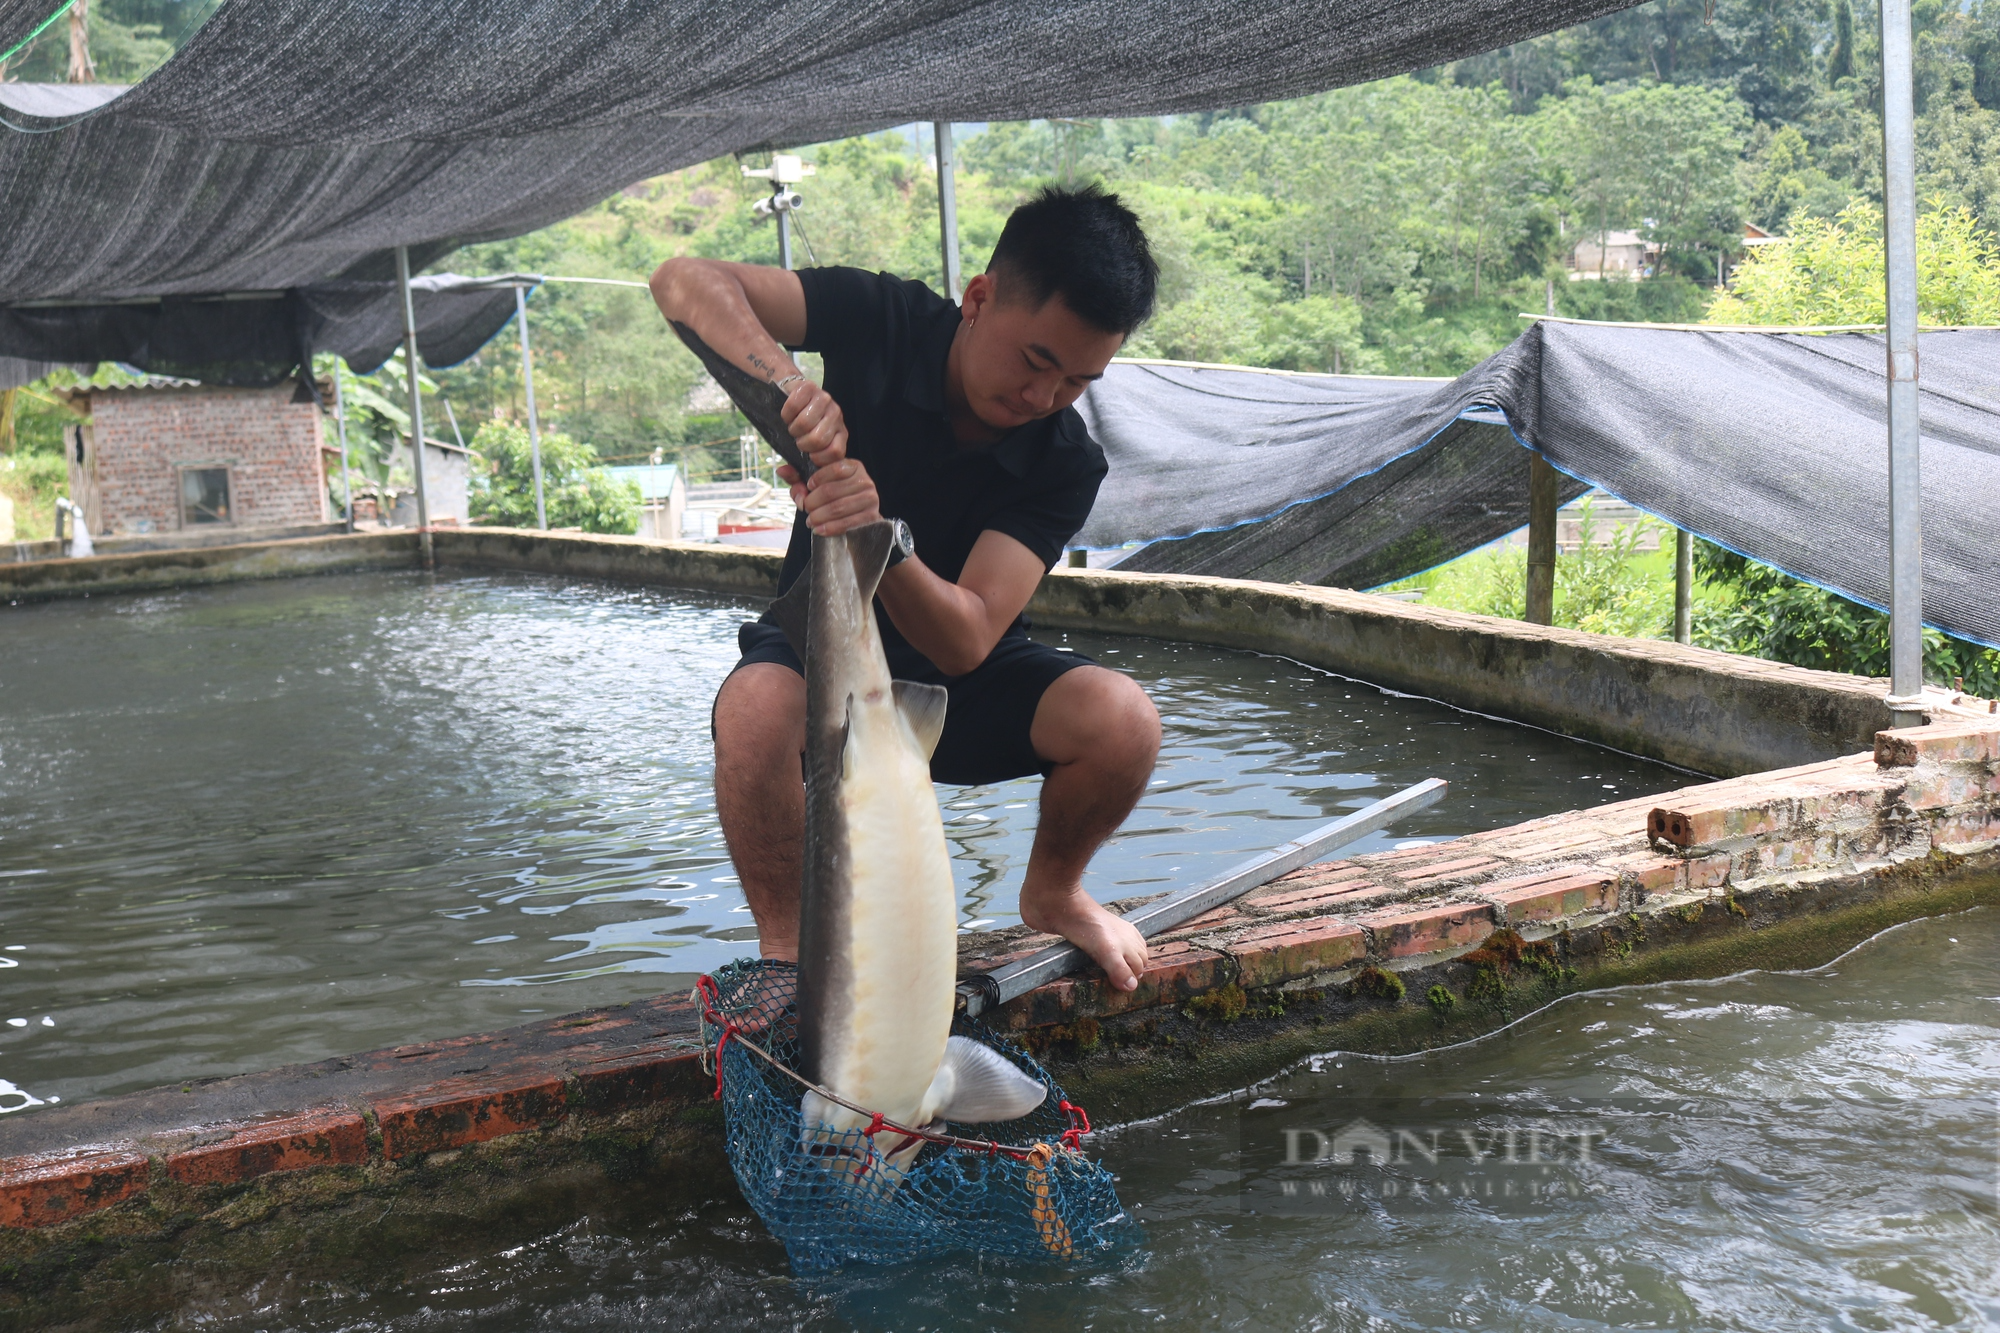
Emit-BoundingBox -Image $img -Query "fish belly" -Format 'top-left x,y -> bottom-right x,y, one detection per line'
816,699 -> 957,1130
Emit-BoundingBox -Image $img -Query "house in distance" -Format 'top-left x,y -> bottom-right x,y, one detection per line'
58,378 -> 334,540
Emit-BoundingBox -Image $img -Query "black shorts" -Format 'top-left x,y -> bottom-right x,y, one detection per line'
729,621 -> 1094,786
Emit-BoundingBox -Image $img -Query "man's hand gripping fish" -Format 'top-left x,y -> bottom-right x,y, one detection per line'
675,324 -> 1046,1183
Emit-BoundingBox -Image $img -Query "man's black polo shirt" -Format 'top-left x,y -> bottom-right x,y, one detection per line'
762,266 -> 1108,672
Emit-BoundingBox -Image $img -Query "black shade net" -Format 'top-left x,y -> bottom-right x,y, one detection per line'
1098,321 -> 2000,651
0,0 -> 1641,304
0,275 -> 528,387
0,0 -> 64,60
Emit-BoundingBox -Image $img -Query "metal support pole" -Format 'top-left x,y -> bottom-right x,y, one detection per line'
395,246 -> 432,567
1674,528 -> 1693,645
776,205 -> 793,272
332,360 -> 353,531
1525,454 -> 1559,625
514,284 -> 547,531
1880,0 -> 1926,727
934,121 -> 962,301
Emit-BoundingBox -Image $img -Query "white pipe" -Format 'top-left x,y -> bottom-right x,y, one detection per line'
935,121 -> 961,301
395,245 -> 433,567
331,361 -> 353,531
1879,0 -> 1925,726
515,284 -> 547,530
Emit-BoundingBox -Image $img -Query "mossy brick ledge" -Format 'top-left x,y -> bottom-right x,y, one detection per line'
958,716 -> 2000,1113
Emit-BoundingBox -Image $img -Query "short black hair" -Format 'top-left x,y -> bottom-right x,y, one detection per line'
986,184 -> 1158,336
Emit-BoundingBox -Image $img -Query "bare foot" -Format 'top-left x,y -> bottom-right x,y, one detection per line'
1019,885 -> 1150,992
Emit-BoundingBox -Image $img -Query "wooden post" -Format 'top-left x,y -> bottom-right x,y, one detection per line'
66,0 -> 95,83
1525,454 -> 1558,625
1674,528 -> 1693,644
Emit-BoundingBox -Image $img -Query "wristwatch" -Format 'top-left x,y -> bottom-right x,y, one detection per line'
885,517 -> 915,568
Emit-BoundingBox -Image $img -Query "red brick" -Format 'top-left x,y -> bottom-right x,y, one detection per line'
1396,855 -> 1506,888
1602,853 -> 1682,896
1649,799 -> 1787,849
1473,826 -> 1613,858
1163,903 -> 1249,935
961,935 -> 1064,974
1358,843 -> 1458,868
1000,941 -> 1231,1029
1478,869 -> 1617,924
568,1044 -> 707,1114
1227,919 -> 1368,988
0,1150 -> 149,1228
1876,720 -> 2000,767
1358,902 -> 1496,958
1250,870 -> 1374,906
1904,768 -> 1990,810
1248,878 -> 1396,916
1686,854 -> 1731,890
165,1107 -> 368,1187
1754,836 -> 1833,874
372,1065 -> 568,1159
1932,808 -> 2000,846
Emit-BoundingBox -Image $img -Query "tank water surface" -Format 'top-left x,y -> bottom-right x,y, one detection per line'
0,572 -> 1691,1108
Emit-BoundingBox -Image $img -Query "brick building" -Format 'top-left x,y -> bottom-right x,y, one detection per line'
60,380 -> 329,537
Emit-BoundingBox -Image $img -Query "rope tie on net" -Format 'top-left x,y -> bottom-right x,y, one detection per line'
693,973 -> 1093,1164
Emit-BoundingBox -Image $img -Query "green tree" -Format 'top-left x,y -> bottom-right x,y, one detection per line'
1706,198 -> 2000,324
468,420 -> 639,535
1827,0 -> 1856,84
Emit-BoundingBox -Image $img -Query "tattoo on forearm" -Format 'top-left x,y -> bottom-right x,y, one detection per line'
746,352 -> 777,378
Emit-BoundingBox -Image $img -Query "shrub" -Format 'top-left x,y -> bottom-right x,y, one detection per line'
1694,542 -> 2000,695
469,421 -> 639,535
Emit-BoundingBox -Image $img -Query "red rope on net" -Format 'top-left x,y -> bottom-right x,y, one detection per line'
693,972 -> 1096,1166
1058,1099 -> 1092,1151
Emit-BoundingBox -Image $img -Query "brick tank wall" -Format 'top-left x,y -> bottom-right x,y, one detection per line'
89,384 -> 326,535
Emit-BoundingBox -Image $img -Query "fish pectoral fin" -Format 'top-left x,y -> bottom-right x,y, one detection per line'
891,680 -> 948,759
925,1035 -> 1049,1125
845,520 -> 897,601
764,570 -> 810,661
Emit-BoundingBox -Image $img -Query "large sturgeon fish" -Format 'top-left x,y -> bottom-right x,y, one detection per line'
673,324 -> 1045,1178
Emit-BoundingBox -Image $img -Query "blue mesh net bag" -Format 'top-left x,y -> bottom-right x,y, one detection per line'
695,960 -> 1140,1274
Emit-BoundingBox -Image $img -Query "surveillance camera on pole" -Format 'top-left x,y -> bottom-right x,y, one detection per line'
743,154 -> 815,270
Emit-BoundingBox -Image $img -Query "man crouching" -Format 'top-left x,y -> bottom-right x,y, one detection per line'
651,185 -> 1161,993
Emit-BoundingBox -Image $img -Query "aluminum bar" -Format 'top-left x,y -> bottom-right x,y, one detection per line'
1880,0 -> 1926,727
935,121 -> 962,301
394,245 -> 432,567
958,778 -> 1448,1016
514,284 -> 547,530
